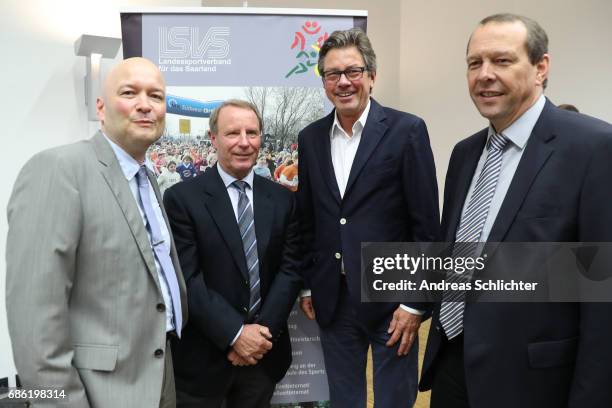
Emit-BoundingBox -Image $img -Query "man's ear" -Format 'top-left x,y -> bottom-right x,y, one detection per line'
96,97 -> 105,123
535,54 -> 550,87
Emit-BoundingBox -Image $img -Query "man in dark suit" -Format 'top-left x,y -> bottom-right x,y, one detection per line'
420,13 -> 612,408
164,100 -> 302,407
296,29 -> 439,408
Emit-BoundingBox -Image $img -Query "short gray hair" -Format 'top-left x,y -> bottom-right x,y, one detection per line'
317,28 -> 377,76
209,99 -> 263,135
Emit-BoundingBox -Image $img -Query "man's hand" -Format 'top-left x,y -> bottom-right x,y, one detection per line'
227,349 -> 257,366
386,307 -> 422,356
232,324 -> 273,364
300,296 -> 316,320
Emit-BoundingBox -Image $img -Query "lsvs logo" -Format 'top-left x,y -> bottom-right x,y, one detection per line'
158,27 -> 230,59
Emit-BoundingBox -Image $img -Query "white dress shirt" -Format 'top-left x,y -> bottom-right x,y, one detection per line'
217,163 -> 257,345
103,134 -> 176,332
459,94 -> 546,243
217,163 -> 255,217
330,100 -> 371,197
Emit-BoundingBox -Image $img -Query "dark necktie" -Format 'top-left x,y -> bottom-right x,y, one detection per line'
440,133 -> 509,339
136,166 -> 182,336
233,180 -> 261,319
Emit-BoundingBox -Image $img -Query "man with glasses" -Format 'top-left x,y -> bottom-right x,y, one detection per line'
296,28 -> 439,408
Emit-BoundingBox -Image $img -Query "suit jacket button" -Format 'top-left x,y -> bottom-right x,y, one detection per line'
436,325 -> 442,332
339,218 -> 347,225
156,303 -> 166,312
335,252 -> 341,260
154,349 -> 164,358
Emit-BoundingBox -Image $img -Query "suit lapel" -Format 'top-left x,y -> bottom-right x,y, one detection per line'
313,111 -> 342,204
446,131 -> 488,242
91,132 -> 161,289
203,166 -> 249,281
344,99 -> 388,198
488,103 -> 556,242
253,176 -> 274,292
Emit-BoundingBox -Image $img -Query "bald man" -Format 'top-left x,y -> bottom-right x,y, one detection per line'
6,57 -> 187,408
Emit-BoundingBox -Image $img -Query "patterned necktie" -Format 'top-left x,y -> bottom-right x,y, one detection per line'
440,133 -> 509,339
136,166 -> 182,337
233,180 -> 261,319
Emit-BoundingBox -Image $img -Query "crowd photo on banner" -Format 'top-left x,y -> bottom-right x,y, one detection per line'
150,136 -> 300,196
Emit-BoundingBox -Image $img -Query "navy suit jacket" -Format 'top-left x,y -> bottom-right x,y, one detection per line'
164,165 -> 302,396
420,100 -> 612,407
297,99 -> 440,328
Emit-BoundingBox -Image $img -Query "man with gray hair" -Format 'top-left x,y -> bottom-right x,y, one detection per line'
296,28 -> 439,407
164,99 -> 302,407
420,13 -> 612,407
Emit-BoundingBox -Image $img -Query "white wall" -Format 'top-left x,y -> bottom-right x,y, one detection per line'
400,0 -> 612,196
0,0 -> 202,384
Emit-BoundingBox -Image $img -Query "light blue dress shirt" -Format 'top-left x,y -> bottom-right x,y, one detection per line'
459,94 -> 546,243
103,134 -> 176,332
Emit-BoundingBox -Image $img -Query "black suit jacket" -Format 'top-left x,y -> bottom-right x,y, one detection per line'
297,98 -> 440,328
421,100 -> 612,407
164,165 -> 302,396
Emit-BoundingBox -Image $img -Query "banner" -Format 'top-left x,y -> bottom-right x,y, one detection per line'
121,8 -> 367,406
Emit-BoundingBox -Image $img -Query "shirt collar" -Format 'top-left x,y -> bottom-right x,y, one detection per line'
102,133 -> 155,181
487,94 -> 546,150
331,99 -> 372,139
217,163 -> 255,190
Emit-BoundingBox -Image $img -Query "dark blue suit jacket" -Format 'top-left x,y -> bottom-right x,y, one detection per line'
420,100 -> 612,407
164,166 -> 302,396
297,98 -> 440,328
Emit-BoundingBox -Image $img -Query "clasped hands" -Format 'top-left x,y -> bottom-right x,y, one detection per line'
227,324 -> 273,366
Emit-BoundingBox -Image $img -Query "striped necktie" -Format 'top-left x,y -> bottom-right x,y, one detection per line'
440,133 -> 509,339
136,165 -> 182,336
233,180 -> 261,319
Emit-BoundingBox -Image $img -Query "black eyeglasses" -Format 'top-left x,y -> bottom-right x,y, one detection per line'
322,67 -> 368,83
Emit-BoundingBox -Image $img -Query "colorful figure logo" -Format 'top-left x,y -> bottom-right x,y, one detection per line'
285,21 -> 329,79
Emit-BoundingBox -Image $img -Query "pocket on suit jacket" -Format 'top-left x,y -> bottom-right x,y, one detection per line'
527,337 -> 578,368
73,343 -> 119,372
365,158 -> 399,178
515,203 -> 561,220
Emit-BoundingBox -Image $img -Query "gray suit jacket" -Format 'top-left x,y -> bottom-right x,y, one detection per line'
6,132 -> 187,407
